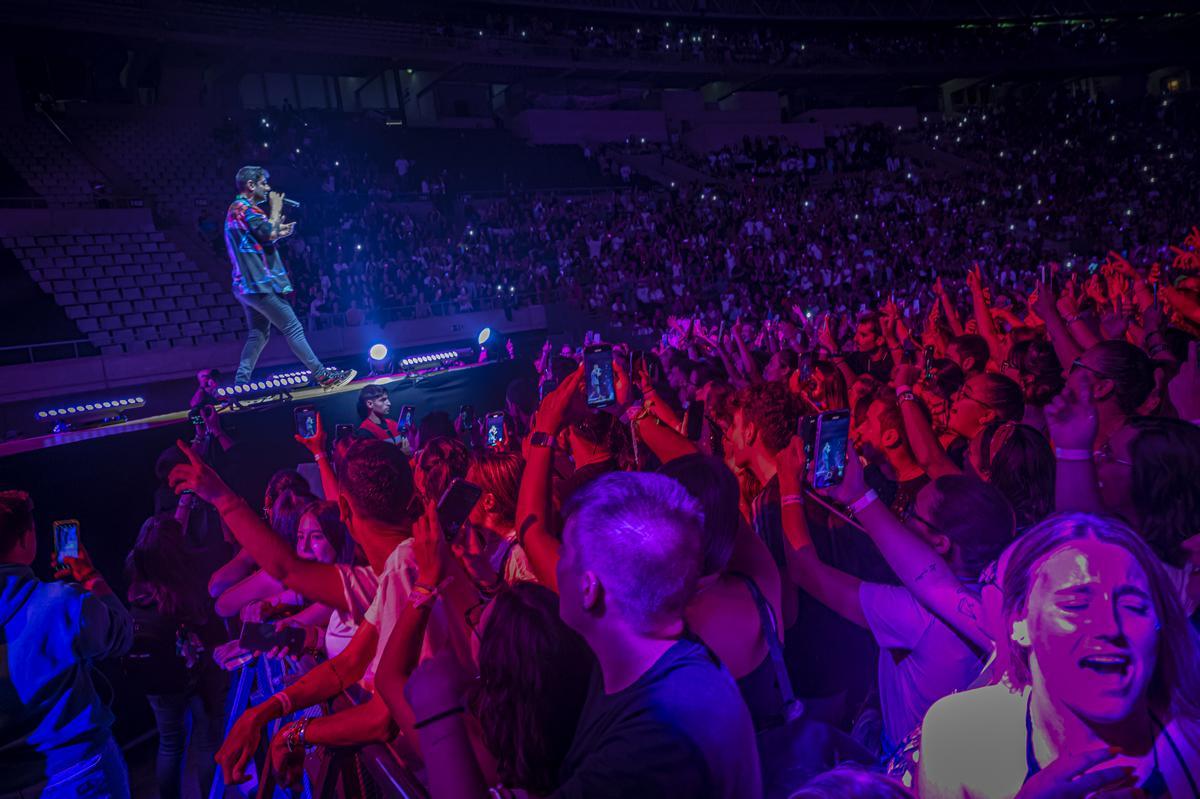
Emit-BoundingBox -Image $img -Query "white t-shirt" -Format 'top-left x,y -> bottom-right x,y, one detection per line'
860,582 -> 985,749
325,564 -> 379,659
361,540 -> 475,688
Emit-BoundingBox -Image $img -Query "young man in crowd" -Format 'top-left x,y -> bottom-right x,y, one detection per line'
0,491 -> 134,798
356,384 -> 402,443
779,441 -> 1015,756
404,471 -> 762,798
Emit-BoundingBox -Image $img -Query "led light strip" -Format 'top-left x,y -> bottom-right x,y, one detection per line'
37,396 -> 145,420
399,351 -> 458,368
214,372 -> 311,398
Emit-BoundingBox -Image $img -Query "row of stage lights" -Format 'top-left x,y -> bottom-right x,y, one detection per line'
214,371 -> 312,398
37,396 -> 145,420
369,328 -> 493,376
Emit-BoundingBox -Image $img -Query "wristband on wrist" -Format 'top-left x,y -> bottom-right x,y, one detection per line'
272,691 -> 294,717
895,385 -> 913,396
848,490 -> 880,515
1054,447 -> 1092,461
214,493 -> 248,517
313,453 -> 324,462
414,706 -> 464,730
897,391 -> 917,404
781,493 -> 805,507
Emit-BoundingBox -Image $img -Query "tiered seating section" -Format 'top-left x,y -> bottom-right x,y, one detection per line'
81,112 -> 228,224
0,118 -> 108,208
3,231 -> 244,354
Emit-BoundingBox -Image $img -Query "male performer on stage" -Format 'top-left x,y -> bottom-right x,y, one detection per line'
225,165 -> 355,388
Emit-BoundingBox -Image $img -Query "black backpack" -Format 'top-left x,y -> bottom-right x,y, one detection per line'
121,607 -> 202,696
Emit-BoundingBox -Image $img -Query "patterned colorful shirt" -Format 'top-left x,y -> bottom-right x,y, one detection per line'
224,195 -> 293,295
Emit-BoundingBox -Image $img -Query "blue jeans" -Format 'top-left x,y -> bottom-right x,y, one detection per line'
145,666 -> 228,799
0,737 -> 131,799
234,291 -> 324,384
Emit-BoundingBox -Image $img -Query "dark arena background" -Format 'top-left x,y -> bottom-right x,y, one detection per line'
1,1 -> 1199,798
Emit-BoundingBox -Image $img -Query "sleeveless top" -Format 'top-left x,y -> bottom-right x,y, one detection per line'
730,572 -> 795,732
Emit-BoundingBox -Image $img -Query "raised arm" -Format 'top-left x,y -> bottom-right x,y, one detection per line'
171,441 -> 351,613
893,365 -> 961,480
295,413 -> 341,501
1044,381 -> 1104,514
517,368 -> 587,591
776,438 -> 866,628
822,442 -> 990,650
966,264 -> 1006,368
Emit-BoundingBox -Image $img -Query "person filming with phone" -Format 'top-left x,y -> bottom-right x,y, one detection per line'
0,491 -> 134,799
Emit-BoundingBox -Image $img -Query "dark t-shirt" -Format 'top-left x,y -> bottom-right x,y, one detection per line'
552,638 -> 761,799
844,349 -> 894,382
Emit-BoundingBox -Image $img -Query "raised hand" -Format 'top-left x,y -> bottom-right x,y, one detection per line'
293,411 -> 327,458
168,440 -> 234,505
1013,747 -> 1134,799
413,499 -> 449,587
52,543 -> 101,583
532,365 -> 583,436
817,314 -> 839,354
1045,380 -> 1099,451
817,440 -> 869,508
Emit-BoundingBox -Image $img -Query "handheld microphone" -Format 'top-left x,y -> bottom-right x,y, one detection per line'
282,197 -> 301,208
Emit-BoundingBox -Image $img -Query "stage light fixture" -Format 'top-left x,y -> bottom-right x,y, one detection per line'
369,343 -> 389,361
36,395 -> 146,430
397,348 -> 474,371
368,343 -> 393,376
476,328 -> 492,346
213,371 -> 311,401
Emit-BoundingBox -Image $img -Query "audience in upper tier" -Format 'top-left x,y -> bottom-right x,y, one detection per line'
6,85 -> 1200,799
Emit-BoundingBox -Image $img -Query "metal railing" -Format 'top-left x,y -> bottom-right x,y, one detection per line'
0,338 -> 94,365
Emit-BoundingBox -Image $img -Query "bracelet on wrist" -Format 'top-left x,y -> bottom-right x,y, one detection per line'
781,494 -> 805,507
414,706 -> 465,730
848,490 -> 880,515
1054,447 -> 1092,461
272,691 -> 294,717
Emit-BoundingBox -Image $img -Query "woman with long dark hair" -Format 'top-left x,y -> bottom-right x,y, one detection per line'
125,514 -> 228,799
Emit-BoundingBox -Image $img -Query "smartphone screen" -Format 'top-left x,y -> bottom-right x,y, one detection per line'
239,622 -> 305,654
458,404 -> 475,429
294,406 -> 317,439
811,410 -> 851,489
923,345 -> 936,381
798,353 -> 814,382
188,407 -> 205,427
539,379 -> 558,402
583,344 -> 616,408
684,400 -> 705,441
398,405 -> 415,432
437,479 -> 483,543
484,412 -> 505,447
335,423 -> 355,442
53,520 -> 80,559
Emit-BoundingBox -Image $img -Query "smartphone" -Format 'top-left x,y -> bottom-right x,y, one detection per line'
437,478 -> 483,543
334,423 -> 355,442
583,344 -> 616,408
539,379 -> 558,402
797,414 -> 817,461
239,622 -> 306,654
397,405 -> 415,432
53,519 -> 80,560
684,400 -> 705,442
923,345 -> 936,381
484,411 -> 505,447
457,404 -> 475,429
188,407 -> 205,427
294,405 -> 317,439
810,410 -> 851,490
798,353 -> 814,382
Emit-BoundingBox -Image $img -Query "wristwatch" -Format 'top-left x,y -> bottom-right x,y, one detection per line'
529,431 -> 556,449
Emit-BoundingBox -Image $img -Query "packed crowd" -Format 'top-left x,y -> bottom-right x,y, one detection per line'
4,197 -> 1200,796
192,89 -> 1199,342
